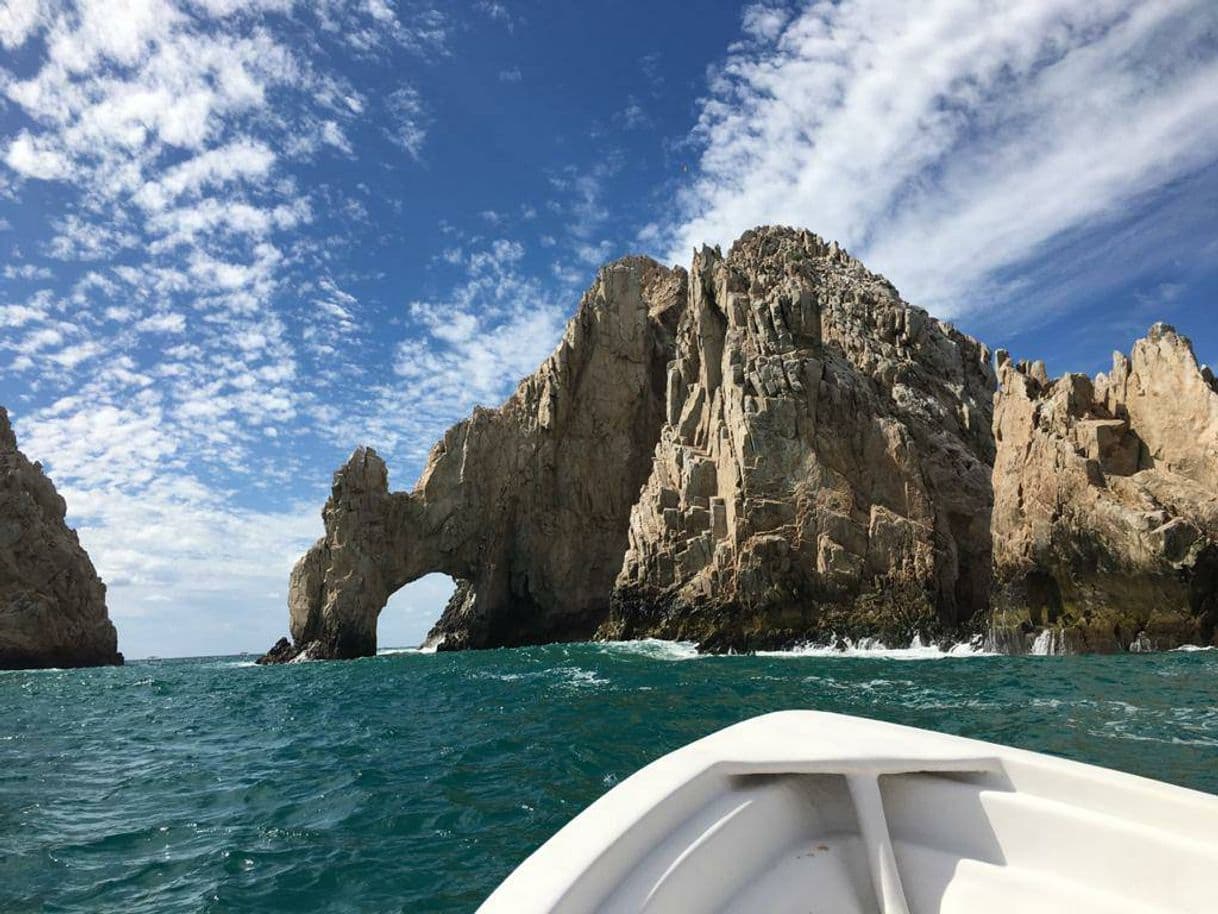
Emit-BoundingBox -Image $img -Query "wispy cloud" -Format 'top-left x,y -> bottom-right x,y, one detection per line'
332,237 -> 570,463
660,0 -> 1218,318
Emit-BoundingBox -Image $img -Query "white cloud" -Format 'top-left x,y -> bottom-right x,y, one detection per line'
135,311 -> 187,333
3,263 -> 54,280
662,0 -> 1218,317
134,140 -> 277,212
47,214 -> 140,259
384,85 -> 428,159
0,0 -> 44,49
332,237 -> 569,464
5,132 -> 72,180
740,4 -> 789,42
62,478 -> 321,657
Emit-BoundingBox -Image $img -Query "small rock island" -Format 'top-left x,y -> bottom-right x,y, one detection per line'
0,407 -> 123,669
262,226 -> 1218,662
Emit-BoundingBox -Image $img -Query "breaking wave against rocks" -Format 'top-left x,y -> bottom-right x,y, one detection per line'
4,643 -> 1217,912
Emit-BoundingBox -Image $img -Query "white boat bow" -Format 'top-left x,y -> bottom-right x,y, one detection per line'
479,710 -> 1218,913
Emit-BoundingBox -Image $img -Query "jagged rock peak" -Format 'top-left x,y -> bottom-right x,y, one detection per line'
604,225 -> 997,650
0,407 -> 123,669
990,325 -> 1218,653
0,408 -> 16,451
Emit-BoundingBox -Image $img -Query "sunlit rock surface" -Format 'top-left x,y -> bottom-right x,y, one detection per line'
602,228 -> 996,650
989,324 -> 1218,653
262,227 -> 1217,660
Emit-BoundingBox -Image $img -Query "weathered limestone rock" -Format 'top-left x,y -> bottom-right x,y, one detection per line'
266,226 -> 1217,659
261,258 -> 685,661
600,228 -> 997,650
989,324 -> 1218,653
0,407 -> 122,669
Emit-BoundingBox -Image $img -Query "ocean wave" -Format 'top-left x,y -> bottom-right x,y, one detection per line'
596,639 -> 701,661
757,634 -> 995,660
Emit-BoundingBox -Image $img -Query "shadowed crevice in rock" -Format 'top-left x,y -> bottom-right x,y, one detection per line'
0,407 -> 123,670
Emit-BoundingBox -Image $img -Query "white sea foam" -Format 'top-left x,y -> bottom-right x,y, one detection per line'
1171,644 -> 1214,652
757,634 -> 995,661
377,647 -> 425,656
597,639 -> 702,661
561,666 -> 609,687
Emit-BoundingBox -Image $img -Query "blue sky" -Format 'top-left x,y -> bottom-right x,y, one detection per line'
2,0 -> 1216,658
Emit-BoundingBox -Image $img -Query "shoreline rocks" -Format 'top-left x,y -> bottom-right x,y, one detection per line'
261,226 -> 1218,661
989,324 -> 1218,653
0,407 -> 123,670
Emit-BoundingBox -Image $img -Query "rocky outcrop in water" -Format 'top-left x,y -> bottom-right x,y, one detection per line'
261,259 -> 684,661
0,408 -> 122,669
601,230 -> 996,650
989,324 -> 1218,653
263,226 -> 1217,660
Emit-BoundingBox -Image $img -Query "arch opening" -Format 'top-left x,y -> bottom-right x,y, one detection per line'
378,573 -> 457,652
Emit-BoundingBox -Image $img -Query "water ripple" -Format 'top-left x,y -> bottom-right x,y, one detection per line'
1,645 -> 1215,912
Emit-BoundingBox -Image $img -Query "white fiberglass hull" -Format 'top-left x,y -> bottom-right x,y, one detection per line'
480,711 -> 1218,913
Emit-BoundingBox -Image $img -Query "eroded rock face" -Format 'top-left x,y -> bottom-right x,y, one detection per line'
265,226 -> 1218,660
601,228 -> 996,650
0,408 -> 122,669
261,258 -> 685,661
990,324 -> 1218,653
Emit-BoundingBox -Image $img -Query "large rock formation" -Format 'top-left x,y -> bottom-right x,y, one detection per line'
601,229 -> 996,649
264,258 -> 684,661
0,408 -> 122,669
990,324 -> 1218,653
263,226 -> 1218,660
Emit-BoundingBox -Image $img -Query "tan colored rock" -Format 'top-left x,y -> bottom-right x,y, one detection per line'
602,227 -> 996,650
267,225 -> 1217,660
990,324 -> 1218,653
0,407 -> 122,669
261,258 -> 685,661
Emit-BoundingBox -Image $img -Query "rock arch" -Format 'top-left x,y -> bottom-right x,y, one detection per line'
267,258 -> 686,661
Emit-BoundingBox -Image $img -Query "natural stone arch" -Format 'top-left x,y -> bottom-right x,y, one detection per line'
270,258 -> 687,661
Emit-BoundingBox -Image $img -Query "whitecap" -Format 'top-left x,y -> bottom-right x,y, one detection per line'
597,639 -> 701,661
561,666 -> 609,687
757,634 -> 995,660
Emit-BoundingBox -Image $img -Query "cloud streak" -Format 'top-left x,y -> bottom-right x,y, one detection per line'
661,0 -> 1218,317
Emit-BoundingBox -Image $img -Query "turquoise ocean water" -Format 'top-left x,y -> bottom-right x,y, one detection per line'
3,641 -> 1217,912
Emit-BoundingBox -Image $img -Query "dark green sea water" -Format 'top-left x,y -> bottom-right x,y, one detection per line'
3,641 -> 1217,913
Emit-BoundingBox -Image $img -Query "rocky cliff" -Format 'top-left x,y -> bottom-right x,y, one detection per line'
0,408 -> 122,669
990,324 -> 1218,653
601,229 -> 996,650
262,226 -> 1218,661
